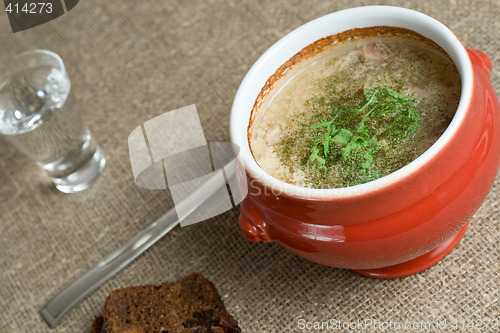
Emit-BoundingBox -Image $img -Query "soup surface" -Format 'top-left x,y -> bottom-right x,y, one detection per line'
250,27 -> 461,189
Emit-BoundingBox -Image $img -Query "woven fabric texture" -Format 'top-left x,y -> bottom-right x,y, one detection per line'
0,1 -> 499,332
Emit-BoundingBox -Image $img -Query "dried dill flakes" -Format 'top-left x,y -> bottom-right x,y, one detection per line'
278,86 -> 422,188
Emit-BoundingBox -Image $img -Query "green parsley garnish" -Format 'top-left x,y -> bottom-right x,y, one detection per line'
306,87 -> 421,183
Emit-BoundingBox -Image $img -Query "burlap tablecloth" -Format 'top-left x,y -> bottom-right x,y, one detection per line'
1,1 -> 498,332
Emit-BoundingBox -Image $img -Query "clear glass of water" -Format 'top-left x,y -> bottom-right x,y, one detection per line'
0,50 -> 105,193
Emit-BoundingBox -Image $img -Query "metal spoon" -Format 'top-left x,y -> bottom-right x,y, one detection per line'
40,169 -> 231,327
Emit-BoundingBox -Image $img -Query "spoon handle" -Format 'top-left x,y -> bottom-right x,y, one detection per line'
41,170 -> 229,327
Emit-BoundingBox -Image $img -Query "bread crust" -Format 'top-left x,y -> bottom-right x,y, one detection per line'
92,273 -> 241,333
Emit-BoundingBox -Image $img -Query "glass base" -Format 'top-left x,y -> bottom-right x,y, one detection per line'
51,145 -> 106,193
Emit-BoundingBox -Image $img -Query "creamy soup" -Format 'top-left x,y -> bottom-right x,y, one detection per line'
249,27 -> 461,189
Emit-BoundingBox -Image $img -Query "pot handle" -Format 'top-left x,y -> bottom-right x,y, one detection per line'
467,48 -> 492,76
239,198 -> 273,242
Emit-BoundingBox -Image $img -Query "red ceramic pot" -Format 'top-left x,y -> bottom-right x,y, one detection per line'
230,6 -> 500,278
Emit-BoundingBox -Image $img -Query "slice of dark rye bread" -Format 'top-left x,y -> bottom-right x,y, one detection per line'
91,273 -> 241,333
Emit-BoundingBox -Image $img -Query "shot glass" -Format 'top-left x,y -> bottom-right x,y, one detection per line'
0,50 -> 105,193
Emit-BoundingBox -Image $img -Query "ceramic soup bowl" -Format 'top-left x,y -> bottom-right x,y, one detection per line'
230,6 -> 500,278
